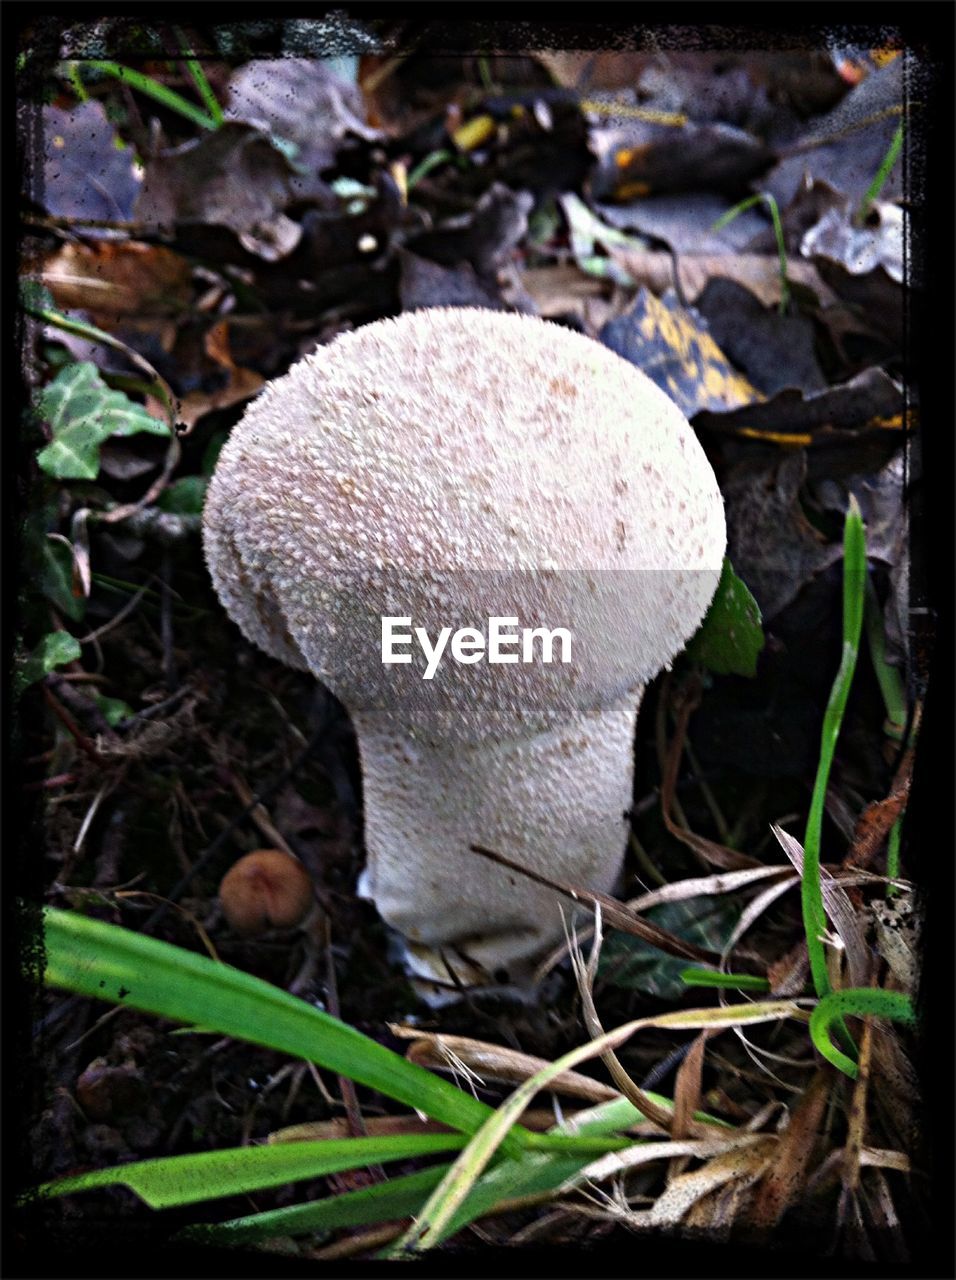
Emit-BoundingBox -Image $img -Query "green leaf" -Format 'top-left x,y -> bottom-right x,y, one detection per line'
17,631 -> 81,690
38,1133 -> 467,1209
598,898 -> 740,998
185,1164 -> 452,1246
36,363 -> 167,481
41,909 -> 525,1153
93,693 -> 134,726
158,475 -> 207,515
685,558 -> 764,677
810,987 -> 915,1079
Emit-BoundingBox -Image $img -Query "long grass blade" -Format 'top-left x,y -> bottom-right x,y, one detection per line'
35,1133 -> 466,1209
802,498 -> 866,999
41,908 -> 519,1148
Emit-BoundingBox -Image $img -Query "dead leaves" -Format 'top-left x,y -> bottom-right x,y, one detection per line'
42,241 -> 193,323
600,288 -> 761,417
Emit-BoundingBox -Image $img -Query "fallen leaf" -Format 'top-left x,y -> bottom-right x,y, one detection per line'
25,100 -> 142,228
135,123 -> 305,261
763,61 -> 902,209
600,288 -> 761,417
225,58 -> 380,194
803,202 -> 904,345
722,449 -> 840,620
597,191 -> 768,255
695,366 -> 904,446
42,242 -> 193,324
591,116 -> 774,200
695,278 -> 827,396
408,183 -> 534,279
398,249 -> 507,312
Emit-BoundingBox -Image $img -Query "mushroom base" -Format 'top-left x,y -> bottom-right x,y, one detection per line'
354,690 -> 643,996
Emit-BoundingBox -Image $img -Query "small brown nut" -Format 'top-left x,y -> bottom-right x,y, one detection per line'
219,849 -> 314,935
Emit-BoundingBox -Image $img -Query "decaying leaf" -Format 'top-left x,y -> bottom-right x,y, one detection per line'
136,123 -> 305,260
591,114 -> 774,200
398,249 -> 507,312
225,58 -> 380,187
42,242 -> 193,324
695,278 -> 826,396
600,288 -> 761,417
25,100 -> 142,228
763,60 -> 903,209
722,450 -> 840,621
695,366 -> 904,445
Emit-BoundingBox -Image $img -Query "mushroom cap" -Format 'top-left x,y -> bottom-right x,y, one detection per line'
203,308 -> 725,741
219,849 -> 314,934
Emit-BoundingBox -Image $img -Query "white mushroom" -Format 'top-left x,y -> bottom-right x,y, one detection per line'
202,308 -> 725,993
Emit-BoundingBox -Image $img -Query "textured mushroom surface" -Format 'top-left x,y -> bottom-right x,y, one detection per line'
203,308 -> 726,990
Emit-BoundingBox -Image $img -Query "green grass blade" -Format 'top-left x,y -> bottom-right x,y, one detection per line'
857,121 -> 904,222
172,27 -> 224,126
35,1133 -> 466,1209
810,987 -> 915,1079
802,497 -> 867,999
183,1164 -> 452,1246
561,1092 -> 731,1136
886,815 -> 903,896
41,909 -> 522,1150
191,1150 -> 595,1252
680,966 -> 771,992
90,60 -> 219,130
434,1153 -> 591,1245
711,192 -> 789,312
864,576 -> 907,740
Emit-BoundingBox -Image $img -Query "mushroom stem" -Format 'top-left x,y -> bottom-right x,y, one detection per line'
354,688 -> 642,986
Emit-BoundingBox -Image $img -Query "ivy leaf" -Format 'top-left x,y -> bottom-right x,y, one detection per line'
685,557 -> 764,677
158,475 -> 207,515
94,693 -> 135,727
16,631 -> 81,692
597,898 -> 740,999
36,362 -> 167,481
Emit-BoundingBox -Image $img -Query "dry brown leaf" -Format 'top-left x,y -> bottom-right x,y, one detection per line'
268,1109 -> 560,1143
388,1027 -> 621,1105
519,263 -> 609,316
749,1067 -> 831,1228
175,320 -> 265,429
571,1134 -> 765,1189
572,910 -> 693,1136
468,842 -> 727,965
629,865 -> 791,914
671,1031 -> 711,1148
43,241 -> 193,322
841,1014 -> 875,1204
650,1136 -> 778,1226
